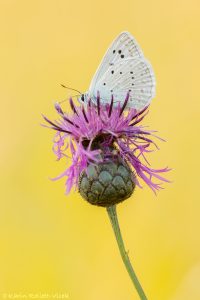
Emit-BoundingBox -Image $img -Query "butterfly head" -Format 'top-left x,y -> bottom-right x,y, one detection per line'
80,94 -> 85,102
78,92 -> 90,104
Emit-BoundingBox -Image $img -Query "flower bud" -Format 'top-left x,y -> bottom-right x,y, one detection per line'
78,154 -> 135,207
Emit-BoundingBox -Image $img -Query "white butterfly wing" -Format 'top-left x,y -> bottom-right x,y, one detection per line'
92,57 -> 156,110
87,31 -> 156,110
89,31 -> 143,92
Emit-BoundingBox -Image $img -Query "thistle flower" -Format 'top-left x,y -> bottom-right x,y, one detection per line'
43,91 -> 170,300
43,92 -> 169,202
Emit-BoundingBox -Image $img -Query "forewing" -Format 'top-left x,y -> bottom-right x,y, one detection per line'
88,31 -> 144,92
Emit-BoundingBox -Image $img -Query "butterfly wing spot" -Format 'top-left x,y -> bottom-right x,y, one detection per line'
95,57 -> 155,108
88,32 -> 155,110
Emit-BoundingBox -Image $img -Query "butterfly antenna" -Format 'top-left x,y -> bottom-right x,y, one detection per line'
60,84 -> 82,95
97,91 -> 101,116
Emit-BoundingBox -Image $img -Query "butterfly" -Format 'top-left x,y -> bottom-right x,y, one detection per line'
80,31 -> 156,111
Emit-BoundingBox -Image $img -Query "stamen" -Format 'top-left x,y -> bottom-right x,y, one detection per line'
130,105 -> 149,122
63,116 -> 80,128
129,114 -> 146,126
119,92 -> 130,117
132,134 -> 158,148
82,106 -> 89,123
42,114 -> 61,130
69,97 -> 78,115
50,127 -> 72,134
136,130 -> 151,135
108,94 -> 114,118
42,115 -> 71,134
54,103 -> 79,128
55,102 -> 64,115
97,91 -> 100,116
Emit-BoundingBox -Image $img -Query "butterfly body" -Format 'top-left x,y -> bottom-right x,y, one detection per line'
80,31 -> 156,111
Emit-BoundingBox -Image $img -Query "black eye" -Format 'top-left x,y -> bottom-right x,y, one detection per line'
81,94 -> 84,102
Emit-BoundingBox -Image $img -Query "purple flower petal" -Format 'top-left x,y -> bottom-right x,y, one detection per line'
43,93 -> 170,194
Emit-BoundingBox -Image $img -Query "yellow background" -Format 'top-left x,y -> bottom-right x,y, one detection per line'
1,1 -> 200,299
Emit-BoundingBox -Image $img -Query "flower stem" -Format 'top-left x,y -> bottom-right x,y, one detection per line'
106,205 -> 148,300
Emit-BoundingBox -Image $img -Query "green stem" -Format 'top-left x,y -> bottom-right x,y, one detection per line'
107,205 -> 148,300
